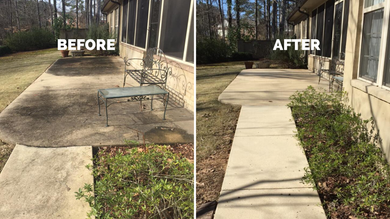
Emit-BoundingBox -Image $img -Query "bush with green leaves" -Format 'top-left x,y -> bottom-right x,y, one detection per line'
76,144 -> 194,219
0,45 -> 12,56
4,28 -> 55,52
196,38 -> 232,64
86,24 -> 118,55
288,86 -> 390,218
270,34 -> 306,68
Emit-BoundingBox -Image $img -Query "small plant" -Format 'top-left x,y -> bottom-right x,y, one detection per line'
288,86 -> 390,218
76,144 -> 194,219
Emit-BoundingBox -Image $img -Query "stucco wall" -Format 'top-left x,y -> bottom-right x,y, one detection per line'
343,0 -> 390,161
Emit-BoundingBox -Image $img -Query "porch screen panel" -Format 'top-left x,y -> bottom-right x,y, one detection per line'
122,0 -> 128,42
186,11 -> 194,63
359,9 -> 383,82
316,4 -> 324,56
333,2 -> 343,59
340,0 -> 350,60
148,0 -> 161,49
323,0 -> 334,57
311,9 -> 317,54
135,0 -> 149,48
384,18 -> 390,87
160,0 -> 191,59
127,0 -> 137,45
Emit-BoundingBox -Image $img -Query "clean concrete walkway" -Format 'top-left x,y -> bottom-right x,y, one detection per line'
0,145 -> 93,219
215,69 -> 327,218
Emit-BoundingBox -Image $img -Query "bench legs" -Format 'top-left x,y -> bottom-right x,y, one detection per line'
97,91 -> 109,127
163,93 -> 169,120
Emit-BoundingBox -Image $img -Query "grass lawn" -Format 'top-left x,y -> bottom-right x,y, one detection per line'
0,48 -> 60,172
0,48 -> 60,113
196,62 -> 243,206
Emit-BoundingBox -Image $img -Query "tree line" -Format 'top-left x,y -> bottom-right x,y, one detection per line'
0,0 -> 105,43
197,0 -> 299,43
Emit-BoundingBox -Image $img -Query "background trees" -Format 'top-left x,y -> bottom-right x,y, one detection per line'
0,0 -> 105,44
196,0 -> 298,46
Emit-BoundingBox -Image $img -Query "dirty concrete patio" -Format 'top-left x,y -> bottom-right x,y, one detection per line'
0,57 -> 194,147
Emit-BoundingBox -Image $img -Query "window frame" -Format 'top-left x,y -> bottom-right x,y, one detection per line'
357,0 -> 390,90
120,0 -> 194,65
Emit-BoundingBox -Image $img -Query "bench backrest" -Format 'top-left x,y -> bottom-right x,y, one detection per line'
124,48 -> 171,88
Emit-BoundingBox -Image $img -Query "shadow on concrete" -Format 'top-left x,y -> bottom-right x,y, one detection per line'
0,57 -> 194,147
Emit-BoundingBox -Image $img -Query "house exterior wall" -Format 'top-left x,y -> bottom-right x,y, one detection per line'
343,0 -> 390,159
290,0 -> 390,161
104,0 -> 195,112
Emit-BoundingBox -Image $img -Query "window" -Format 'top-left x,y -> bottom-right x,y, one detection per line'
340,0 -> 349,59
122,0 -> 128,42
333,2 -> 343,59
148,0 -> 161,48
385,27 -> 390,86
365,0 -> 385,8
120,0 -> 194,64
159,0 -> 191,59
323,0 -> 335,57
127,0 -> 137,45
359,9 -> 384,82
316,4 -> 324,56
135,0 -> 149,48
185,9 -> 194,63
311,9 -> 317,54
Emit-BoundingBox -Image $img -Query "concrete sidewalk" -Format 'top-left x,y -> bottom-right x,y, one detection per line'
0,145 -> 93,219
215,69 -> 327,218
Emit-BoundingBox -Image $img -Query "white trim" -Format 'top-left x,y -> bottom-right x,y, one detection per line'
133,0 -> 139,45
157,0 -> 164,49
145,0 -> 152,49
363,2 -> 386,13
126,1 -> 130,42
183,0 -> 193,62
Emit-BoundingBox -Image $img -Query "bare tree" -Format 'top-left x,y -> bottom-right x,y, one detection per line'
226,0 -> 232,30
15,0 -> 21,31
255,0 -> 258,39
217,0 -> 226,40
85,0 -> 89,27
76,0 -> 78,29
236,0 -> 241,40
36,0 -> 41,28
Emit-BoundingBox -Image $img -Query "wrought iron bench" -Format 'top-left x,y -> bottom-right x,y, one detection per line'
123,48 -> 171,88
318,57 -> 344,91
97,48 -> 172,127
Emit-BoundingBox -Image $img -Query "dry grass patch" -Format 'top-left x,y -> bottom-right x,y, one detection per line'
196,62 -> 243,206
0,140 -> 15,173
0,48 -> 60,112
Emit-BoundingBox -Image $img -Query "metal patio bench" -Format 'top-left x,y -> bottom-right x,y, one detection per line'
123,47 -> 171,88
97,48 -> 171,127
318,57 -> 344,91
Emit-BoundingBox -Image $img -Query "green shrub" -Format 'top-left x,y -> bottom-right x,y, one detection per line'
196,38 -> 232,64
4,28 -> 55,52
0,45 -> 12,56
87,24 -> 118,55
288,86 -> 390,218
76,144 -> 194,219
271,34 -> 306,68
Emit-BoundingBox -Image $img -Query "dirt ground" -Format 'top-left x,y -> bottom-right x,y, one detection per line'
196,62 -> 243,207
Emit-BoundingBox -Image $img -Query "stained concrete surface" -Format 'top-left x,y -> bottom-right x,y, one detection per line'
0,57 -> 194,147
0,144 -> 93,219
